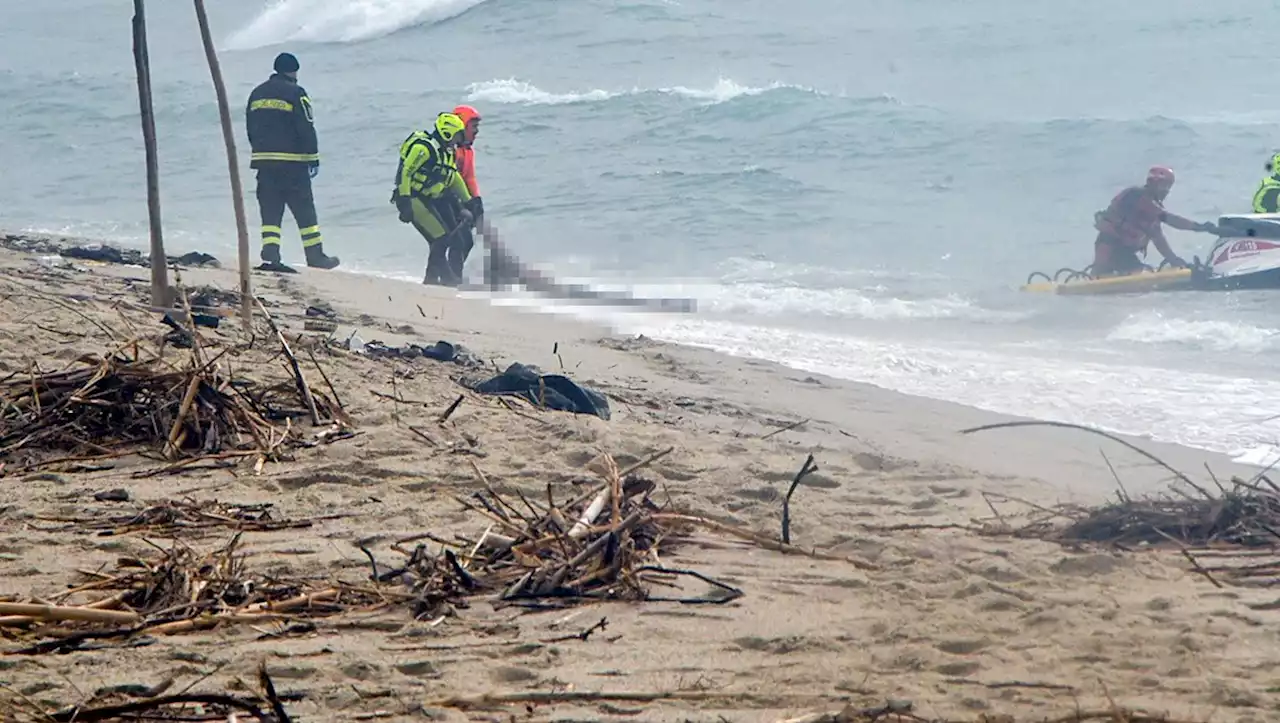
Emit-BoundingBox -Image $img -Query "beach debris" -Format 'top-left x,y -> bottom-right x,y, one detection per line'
187,284 -> 240,309
354,338 -> 483,367
961,419 -> 1280,588
0,448 -> 741,655
0,326 -> 345,474
468,361 -> 611,419
0,662 -> 294,722
1,234 -> 220,269
781,453 -> 819,544
30,497 -> 325,537
0,531 -> 390,651
383,448 -> 741,610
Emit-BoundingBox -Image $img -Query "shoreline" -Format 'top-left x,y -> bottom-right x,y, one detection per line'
1,235 -> 1276,721
1,228 -> 1257,501
13,223 -> 1276,467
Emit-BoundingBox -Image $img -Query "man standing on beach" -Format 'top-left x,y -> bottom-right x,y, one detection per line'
245,52 -> 340,271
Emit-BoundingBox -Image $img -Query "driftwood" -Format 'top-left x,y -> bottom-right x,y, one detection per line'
962,419 -> 1280,588
782,453 -> 818,544
0,331 -> 343,472
382,451 -> 745,611
2,663 -> 293,722
0,532 -> 395,649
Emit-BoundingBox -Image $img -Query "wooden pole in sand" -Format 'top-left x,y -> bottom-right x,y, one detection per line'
192,0 -> 253,332
131,0 -> 170,307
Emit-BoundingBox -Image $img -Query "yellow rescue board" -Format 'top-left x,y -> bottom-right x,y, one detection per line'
1021,268 -> 1193,295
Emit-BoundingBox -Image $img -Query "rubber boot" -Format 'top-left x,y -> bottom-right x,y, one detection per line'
422,239 -> 450,285
304,244 -> 340,270
260,243 -> 282,265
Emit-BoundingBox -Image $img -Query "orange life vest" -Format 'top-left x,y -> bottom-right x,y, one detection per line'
455,144 -> 479,197
1094,186 -> 1165,249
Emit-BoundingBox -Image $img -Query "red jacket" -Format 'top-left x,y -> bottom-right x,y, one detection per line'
455,144 -> 479,197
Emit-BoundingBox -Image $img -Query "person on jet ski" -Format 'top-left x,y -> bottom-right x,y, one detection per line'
1091,166 -> 1219,276
1252,153 -> 1280,213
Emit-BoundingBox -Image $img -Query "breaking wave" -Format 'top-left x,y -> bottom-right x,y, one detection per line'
224,0 -> 487,49
1106,316 -> 1280,353
464,77 -> 827,106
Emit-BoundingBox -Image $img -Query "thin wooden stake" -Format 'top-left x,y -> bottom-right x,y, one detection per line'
132,0 -> 169,308
192,0 -> 253,332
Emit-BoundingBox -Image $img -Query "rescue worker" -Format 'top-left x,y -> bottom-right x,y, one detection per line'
391,112 -> 483,285
245,52 -> 340,271
448,104 -> 483,281
1091,166 -> 1217,276
1252,152 -> 1280,213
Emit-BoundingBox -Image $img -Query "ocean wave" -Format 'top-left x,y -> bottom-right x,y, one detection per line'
616,280 -> 1020,324
223,0 -> 486,49
1106,316 -> 1280,353
621,317 -> 1280,457
463,77 -> 825,107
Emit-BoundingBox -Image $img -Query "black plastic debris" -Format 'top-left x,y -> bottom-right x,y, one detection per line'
170,251 -> 219,268
469,362 -> 611,420
188,285 -> 239,310
359,339 -> 483,368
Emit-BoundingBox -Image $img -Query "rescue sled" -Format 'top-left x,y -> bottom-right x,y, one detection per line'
1021,266 -> 1192,295
1021,213 -> 1280,295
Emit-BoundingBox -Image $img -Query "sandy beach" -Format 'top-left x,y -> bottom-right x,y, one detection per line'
1,234 -> 1277,723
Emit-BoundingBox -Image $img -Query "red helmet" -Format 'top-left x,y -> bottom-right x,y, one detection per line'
1146,166 -> 1175,185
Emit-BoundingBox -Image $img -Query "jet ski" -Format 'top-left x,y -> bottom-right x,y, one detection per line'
1190,213 -> 1280,290
1021,213 -> 1280,295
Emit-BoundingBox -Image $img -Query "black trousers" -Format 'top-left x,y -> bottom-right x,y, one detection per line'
422,196 -> 475,283
256,167 -> 322,249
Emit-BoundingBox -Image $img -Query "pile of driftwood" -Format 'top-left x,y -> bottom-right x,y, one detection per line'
1042,474 -> 1280,589
0,450 -> 743,657
376,449 -> 744,615
31,496 -> 327,537
958,421 -> 1280,589
0,533 -> 387,655
0,328 -> 345,473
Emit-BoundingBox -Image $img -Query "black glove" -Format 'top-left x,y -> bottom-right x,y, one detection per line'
396,197 -> 414,224
1167,256 -> 1188,269
1196,221 -> 1219,234
466,196 -> 484,218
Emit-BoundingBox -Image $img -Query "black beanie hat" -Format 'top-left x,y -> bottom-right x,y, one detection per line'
273,52 -> 300,74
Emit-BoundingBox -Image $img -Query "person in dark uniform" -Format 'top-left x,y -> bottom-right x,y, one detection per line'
245,52 -> 339,270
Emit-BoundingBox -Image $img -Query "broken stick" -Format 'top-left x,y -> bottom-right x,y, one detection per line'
782,453 -> 818,544
253,296 -> 321,426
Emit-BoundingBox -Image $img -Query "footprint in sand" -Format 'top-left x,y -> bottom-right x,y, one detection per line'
934,661 -> 982,677
395,660 -> 442,678
341,661 -> 384,681
561,449 -> 598,468
935,638 -> 990,655
732,485 -> 781,503
491,666 -> 540,684
1049,553 -> 1123,577
732,635 -> 840,655
852,452 -> 906,473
